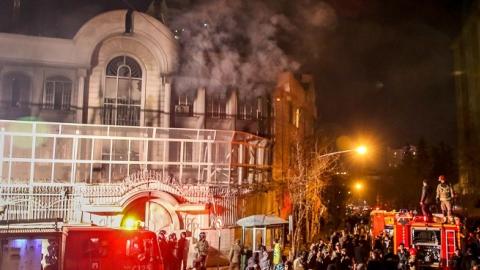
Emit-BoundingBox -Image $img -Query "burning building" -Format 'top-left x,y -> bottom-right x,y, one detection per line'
0,5 -> 317,268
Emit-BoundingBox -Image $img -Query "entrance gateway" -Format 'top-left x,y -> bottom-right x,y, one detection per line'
120,191 -> 182,232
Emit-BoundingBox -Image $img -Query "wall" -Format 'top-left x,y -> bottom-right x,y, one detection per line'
453,8 -> 480,198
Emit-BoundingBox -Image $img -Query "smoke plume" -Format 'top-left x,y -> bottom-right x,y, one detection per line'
170,0 -> 336,96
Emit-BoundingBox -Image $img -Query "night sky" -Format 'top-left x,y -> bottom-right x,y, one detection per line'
0,0 -> 471,147
310,0 -> 469,148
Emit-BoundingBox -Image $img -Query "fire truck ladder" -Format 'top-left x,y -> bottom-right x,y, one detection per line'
445,229 -> 456,266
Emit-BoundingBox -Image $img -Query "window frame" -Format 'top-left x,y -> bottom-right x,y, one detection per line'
42,76 -> 72,111
103,55 -> 143,126
4,72 -> 31,108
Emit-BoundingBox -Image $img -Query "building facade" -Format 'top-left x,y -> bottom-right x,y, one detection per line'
385,145 -> 417,168
0,7 -> 317,262
0,8 -> 273,255
453,2 -> 480,205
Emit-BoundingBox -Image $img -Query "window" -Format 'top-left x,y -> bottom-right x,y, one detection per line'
175,95 -> 193,116
207,96 -> 226,118
294,108 -> 301,128
43,76 -> 72,110
4,73 -> 30,107
104,56 -> 142,126
238,98 -> 255,120
287,101 -> 293,124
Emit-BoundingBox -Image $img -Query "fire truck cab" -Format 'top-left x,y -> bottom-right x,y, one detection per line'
371,210 -> 461,269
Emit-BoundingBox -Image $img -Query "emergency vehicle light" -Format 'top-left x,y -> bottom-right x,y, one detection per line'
123,217 -> 139,230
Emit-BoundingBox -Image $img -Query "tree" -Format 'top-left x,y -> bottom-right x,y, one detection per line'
430,141 -> 458,183
285,136 -> 339,256
322,175 -> 348,231
415,138 -> 430,179
388,144 -> 419,209
381,140 -> 458,210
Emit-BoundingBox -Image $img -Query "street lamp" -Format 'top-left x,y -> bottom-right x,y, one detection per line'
317,145 -> 368,158
355,146 -> 367,155
354,182 -> 364,191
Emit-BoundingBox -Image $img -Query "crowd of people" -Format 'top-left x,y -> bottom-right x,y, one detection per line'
227,175 -> 478,270
456,229 -> 480,270
158,175 -> 478,270
158,230 -> 210,270
230,227 -> 480,270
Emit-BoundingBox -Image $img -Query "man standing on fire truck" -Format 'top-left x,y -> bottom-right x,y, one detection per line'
436,175 -> 454,223
420,179 -> 434,222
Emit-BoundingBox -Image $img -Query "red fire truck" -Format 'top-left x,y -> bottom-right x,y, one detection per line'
0,225 -> 163,270
371,210 -> 461,269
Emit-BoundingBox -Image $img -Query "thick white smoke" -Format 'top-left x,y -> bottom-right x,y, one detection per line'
170,0 -> 336,96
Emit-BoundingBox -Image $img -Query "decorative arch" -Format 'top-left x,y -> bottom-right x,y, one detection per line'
120,190 -> 181,230
87,35 -> 163,126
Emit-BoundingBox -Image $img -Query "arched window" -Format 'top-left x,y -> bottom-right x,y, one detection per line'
104,56 -> 142,126
43,76 -> 72,110
3,73 -> 31,107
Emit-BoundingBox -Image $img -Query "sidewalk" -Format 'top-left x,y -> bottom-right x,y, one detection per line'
205,252 -> 229,269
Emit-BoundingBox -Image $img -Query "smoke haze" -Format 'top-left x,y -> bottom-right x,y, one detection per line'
170,0 -> 336,96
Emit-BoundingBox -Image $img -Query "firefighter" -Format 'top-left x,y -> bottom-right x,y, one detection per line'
194,232 -> 209,270
435,175 -> 455,223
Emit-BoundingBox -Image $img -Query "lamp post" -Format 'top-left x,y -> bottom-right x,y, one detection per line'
317,145 -> 368,158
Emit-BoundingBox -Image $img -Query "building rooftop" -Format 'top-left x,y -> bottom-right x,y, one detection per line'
0,0 -> 152,38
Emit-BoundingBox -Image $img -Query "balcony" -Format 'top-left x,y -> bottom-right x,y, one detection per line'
0,120 -> 270,185
0,120 -> 271,224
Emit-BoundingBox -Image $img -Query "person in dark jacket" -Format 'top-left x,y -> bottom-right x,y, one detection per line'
461,248 -> 477,270
339,248 -> 352,270
158,230 -> 170,270
178,232 -> 189,270
168,233 -> 179,270
307,244 -> 319,270
396,244 -> 409,270
366,251 -> 383,270
450,248 -> 462,270
353,240 -> 368,269
420,179 -> 434,222
383,249 -> 399,270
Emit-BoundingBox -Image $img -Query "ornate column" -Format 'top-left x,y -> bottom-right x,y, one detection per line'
162,76 -> 171,128
76,69 -> 87,123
